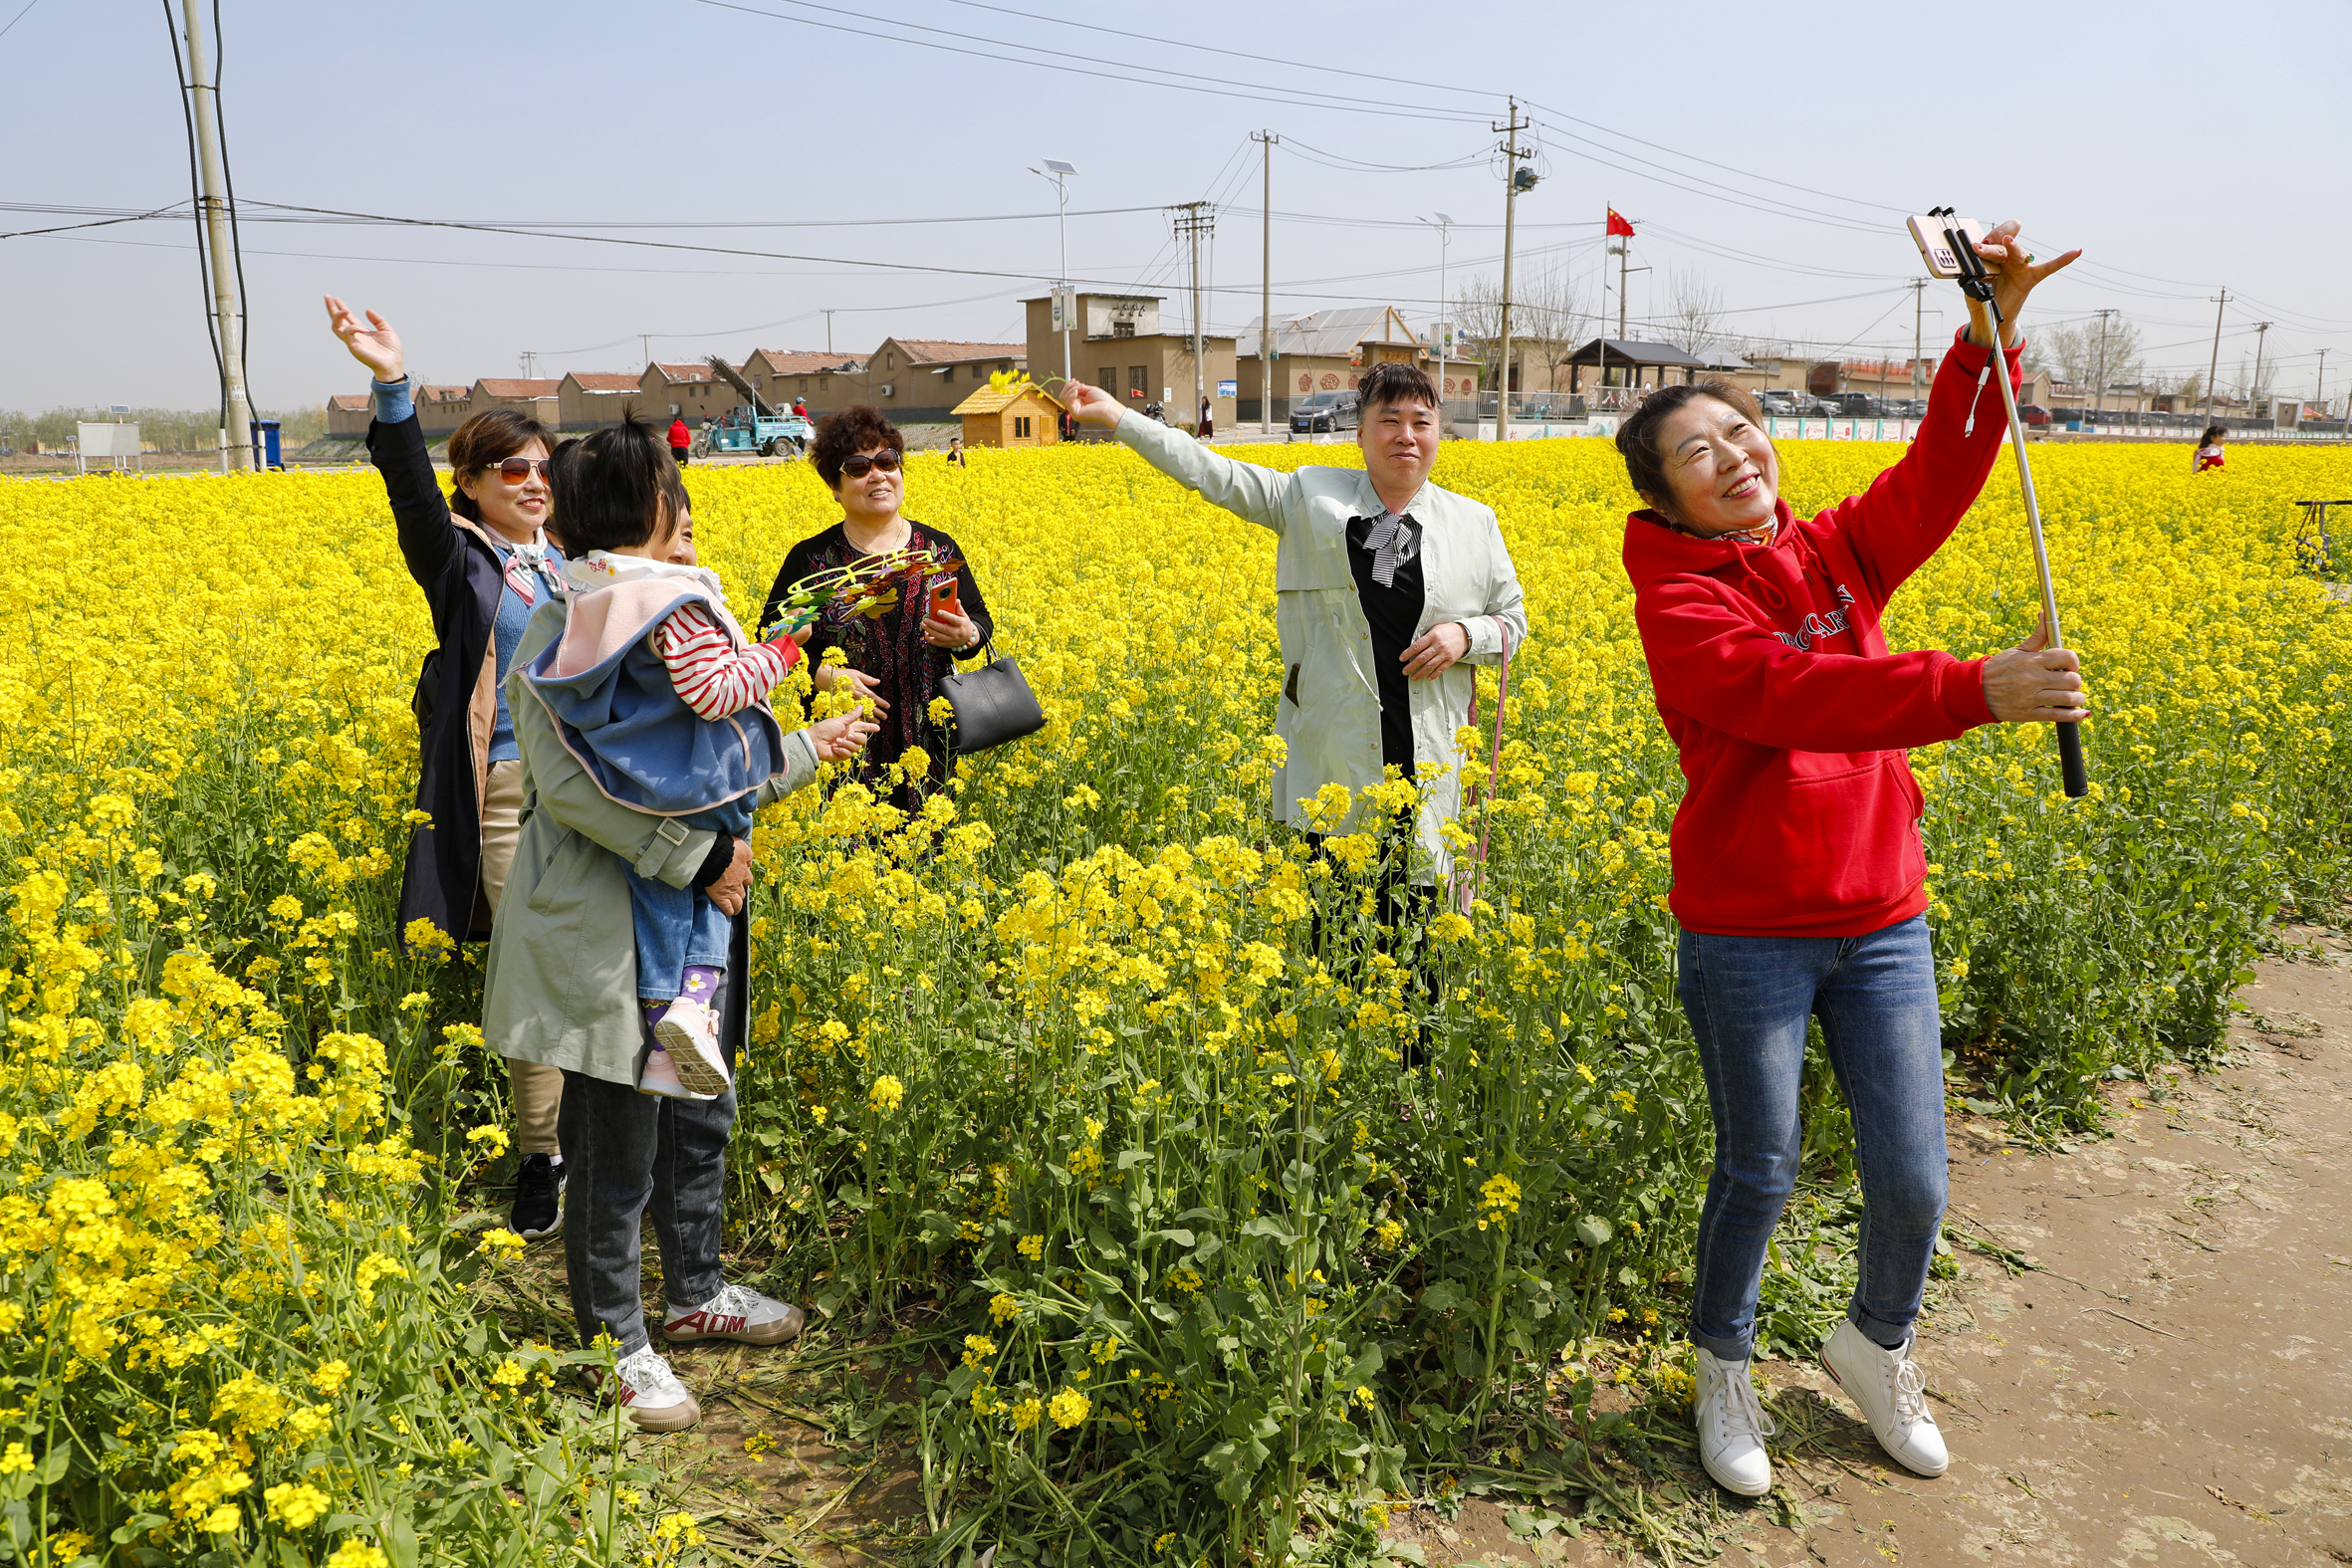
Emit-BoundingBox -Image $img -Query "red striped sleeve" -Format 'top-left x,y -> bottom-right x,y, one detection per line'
654,602 -> 799,720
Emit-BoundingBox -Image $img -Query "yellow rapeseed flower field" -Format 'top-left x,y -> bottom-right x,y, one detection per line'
0,436 -> 2345,1562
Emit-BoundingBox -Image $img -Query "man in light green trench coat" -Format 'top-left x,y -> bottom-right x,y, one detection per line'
1066,361 -> 1528,909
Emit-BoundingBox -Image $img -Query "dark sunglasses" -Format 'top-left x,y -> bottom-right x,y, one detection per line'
839,450 -> 902,478
487,457 -> 554,484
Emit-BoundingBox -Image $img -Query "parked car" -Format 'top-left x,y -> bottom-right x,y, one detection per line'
2017,404 -> 2052,427
1762,390 -> 1823,418
1290,390 -> 1360,434
1825,392 -> 1879,418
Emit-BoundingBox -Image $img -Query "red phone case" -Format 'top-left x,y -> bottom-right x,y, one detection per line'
931,577 -> 959,616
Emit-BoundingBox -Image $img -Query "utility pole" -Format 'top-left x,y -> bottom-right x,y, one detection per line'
1252,132 -> 1277,433
641,334 -> 651,367
1031,160 -> 1077,399
1493,99 -> 1533,442
1617,233 -> 1630,339
2318,346 -> 2331,420
1910,279 -> 1929,406
2202,290 -> 2229,424
823,310 -> 835,355
2092,308 -> 2117,415
520,350 -> 536,378
177,0 -> 252,472
1172,201 -> 1215,435
2250,321 -> 2273,418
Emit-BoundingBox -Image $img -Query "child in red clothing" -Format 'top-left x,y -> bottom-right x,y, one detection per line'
2194,423 -> 2227,472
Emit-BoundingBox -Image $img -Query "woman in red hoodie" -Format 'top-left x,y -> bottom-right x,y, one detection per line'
1615,221 -> 2086,1499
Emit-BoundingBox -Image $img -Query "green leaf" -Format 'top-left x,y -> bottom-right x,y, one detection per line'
1575,1216 -> 1613,1248
1238,1217 -> 1294,1242
1418,1279 -> 1465,1313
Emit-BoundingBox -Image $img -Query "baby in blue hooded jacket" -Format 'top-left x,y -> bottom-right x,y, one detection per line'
526,424 -> 809,1100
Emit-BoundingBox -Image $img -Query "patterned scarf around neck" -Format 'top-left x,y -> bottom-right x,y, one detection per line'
1360,510 -> 1421,587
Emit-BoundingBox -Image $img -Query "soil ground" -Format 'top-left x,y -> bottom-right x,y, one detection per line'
497,931 -> 2352,1565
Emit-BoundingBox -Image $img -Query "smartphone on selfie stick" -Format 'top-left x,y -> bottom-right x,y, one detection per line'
1907,210 -> 2088,799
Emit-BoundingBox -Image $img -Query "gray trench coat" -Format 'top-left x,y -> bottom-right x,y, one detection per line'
483,597 -> 820,1087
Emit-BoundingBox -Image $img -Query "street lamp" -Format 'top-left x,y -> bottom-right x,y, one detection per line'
1031,159 -> 1077,398
1420,213 -> 1455,421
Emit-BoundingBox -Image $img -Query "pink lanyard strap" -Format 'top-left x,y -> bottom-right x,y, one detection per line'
1459,614 -> 1514,915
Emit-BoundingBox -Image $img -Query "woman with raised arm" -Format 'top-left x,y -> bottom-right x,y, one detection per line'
1610,222 -> 2085,1497
326,294 -> 572,1242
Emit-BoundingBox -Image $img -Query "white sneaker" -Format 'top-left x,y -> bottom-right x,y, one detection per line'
1821,1319 -> 1949,1476
1693,1347 -> 1775,1496
662,1283 -> 808,1347
604,1345 -> 701,1433
652,999 -> 732,1097
636,1047 -> 712,1102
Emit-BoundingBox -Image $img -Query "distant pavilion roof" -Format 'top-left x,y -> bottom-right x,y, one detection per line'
1562,338 -> 1709,368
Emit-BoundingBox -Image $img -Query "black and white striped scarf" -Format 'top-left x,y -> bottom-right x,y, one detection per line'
1358,510 -> 1421,587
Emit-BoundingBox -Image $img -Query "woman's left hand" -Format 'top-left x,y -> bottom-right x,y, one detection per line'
1970,220 -> 2080,344
923,607 -> 979,651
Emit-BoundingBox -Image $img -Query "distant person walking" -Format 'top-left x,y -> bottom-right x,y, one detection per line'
668,414 -> 692,467
1197,395 -> 1214,439
325,293 -> 571,1242
2194,423 -> 2227,472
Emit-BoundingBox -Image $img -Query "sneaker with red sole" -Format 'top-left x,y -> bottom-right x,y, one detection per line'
597,1344 -> 701,1433
662,1283 -> 807,1347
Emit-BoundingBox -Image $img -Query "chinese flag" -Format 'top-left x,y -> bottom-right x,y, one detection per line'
1606,208 -> 1635,237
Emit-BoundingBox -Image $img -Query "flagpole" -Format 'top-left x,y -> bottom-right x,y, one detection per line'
1597,204 -> 1609,397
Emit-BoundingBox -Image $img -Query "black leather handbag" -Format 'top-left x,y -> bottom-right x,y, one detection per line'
937,644 -> 1046,754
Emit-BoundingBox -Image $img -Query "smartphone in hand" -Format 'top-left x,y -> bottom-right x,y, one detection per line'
928,576 -> 960,618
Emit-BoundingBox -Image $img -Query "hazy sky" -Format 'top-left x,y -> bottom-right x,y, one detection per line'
4,0 -> 2346,411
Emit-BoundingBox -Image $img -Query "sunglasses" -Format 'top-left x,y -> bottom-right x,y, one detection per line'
487,457 -> 554,484
839,451 -> 902,479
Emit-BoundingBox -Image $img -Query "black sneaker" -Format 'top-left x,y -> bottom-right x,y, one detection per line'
512,1153 -> 565,1240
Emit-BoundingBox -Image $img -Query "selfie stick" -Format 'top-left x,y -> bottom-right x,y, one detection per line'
1934,207 -> 2088,799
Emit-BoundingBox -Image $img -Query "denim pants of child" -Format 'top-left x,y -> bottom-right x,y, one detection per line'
1677,915 -> 1948,1363
558,990 -> 734,1355
626,871 -> 734,1003
626,801 -> 748,1003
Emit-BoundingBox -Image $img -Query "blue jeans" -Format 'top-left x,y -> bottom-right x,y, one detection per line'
1677,915 -> 1948,1362
627,871 -> 733,1003
558,984 -> 735,1354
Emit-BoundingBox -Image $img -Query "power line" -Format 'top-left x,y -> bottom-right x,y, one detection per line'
685,0 -> 1492,125
925,0 -> 1912,225
0,0 -> 41,43
1281,138 -> 1490,174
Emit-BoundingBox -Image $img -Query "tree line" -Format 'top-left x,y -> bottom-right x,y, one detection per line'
1,403 -> 328,453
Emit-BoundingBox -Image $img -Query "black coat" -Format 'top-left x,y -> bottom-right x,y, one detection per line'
370,413 -> 515,946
